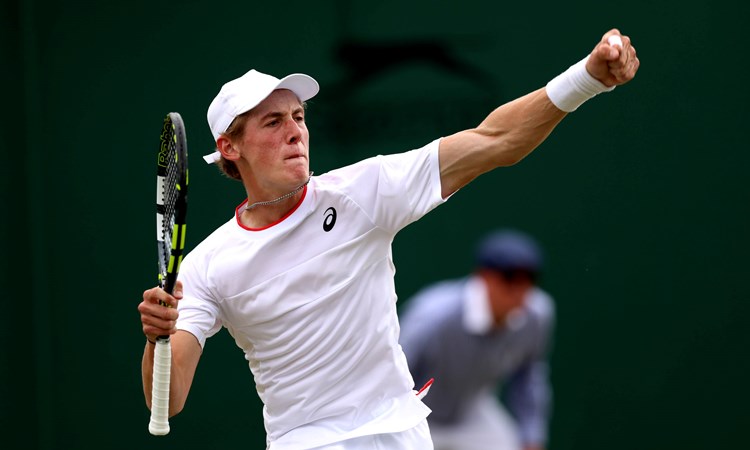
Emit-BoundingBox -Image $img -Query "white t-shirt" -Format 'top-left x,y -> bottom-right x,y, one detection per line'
177,139 -> 445,449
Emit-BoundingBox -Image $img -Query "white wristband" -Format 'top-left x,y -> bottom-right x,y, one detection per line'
546,55 -> 615,112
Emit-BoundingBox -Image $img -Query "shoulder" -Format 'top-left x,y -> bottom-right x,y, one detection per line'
316,139 -> 441,187
399,279 -> 466,351
402,278 -> 466,320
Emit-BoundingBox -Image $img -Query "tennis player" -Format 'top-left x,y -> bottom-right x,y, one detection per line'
138,29 -> 639,449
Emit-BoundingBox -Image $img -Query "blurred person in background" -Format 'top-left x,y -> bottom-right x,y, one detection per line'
399,229 -> 554,450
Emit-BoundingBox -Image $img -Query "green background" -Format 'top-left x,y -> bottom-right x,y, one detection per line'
3,0 -> 748,449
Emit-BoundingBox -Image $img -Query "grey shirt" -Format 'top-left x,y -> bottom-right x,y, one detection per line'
399,276 -> 555,446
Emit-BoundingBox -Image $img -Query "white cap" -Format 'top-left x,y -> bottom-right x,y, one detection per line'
203,69 -> 319,164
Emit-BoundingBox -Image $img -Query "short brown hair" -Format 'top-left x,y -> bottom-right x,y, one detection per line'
215,111 -> 252,181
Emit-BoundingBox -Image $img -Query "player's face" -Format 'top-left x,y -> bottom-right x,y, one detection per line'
237,89 -> 310,194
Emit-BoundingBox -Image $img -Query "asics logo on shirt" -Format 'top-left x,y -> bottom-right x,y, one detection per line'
323,207 -> 337,232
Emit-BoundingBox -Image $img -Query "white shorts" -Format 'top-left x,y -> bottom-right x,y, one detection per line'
307,420 -> 433,450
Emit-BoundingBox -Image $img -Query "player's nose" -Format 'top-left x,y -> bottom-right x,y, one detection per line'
286,120 -> 303,144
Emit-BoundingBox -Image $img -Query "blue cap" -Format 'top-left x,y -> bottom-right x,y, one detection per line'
474,229 -> 543,274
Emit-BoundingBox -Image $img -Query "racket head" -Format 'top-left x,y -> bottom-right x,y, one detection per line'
156,112 -> 188,296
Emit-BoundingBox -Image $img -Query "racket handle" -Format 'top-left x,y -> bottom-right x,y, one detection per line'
148,338 -> 172,435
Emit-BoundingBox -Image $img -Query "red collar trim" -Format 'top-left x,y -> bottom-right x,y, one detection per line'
235,185 -> 308,231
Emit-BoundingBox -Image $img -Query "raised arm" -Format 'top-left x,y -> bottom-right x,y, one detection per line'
139,281 -> 202,417
438,29 -> 639,198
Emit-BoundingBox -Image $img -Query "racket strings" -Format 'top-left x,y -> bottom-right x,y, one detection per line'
159,132 -> 180,270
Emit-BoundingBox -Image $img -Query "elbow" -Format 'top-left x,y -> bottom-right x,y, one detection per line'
484,127 -> 550,168
478,133 -> 534,168
500,153 -> 525,167
169,396 -> 187,417
144,395 -> 186,418
494,136 -> 546,167
492,146 -> 528,167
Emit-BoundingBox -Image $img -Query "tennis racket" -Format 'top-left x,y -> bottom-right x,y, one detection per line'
149,112 -> 188,436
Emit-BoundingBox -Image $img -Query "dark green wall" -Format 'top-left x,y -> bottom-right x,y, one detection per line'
4,1 -> 748,449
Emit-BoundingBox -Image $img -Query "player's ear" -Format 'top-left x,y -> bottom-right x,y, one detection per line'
216,136 -> 240,161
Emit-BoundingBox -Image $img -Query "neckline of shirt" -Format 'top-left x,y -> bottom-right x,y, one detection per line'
234,183 -> 312,233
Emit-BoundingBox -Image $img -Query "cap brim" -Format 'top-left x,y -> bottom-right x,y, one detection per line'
277,73 -> 320,103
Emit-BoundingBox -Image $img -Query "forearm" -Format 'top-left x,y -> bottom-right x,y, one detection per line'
475,88 -> 567,165
142,340 -> 156,409
141,345 -> 191,417
141,332 -> 201,417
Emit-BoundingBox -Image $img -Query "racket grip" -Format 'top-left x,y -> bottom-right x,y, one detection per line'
148,338 -> 172,435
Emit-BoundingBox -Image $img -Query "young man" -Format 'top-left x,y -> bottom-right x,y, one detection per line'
138,29 -> 639,449
399,229 -> 553,450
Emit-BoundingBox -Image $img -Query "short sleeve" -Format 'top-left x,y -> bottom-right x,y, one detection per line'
175,252 -> 223,348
